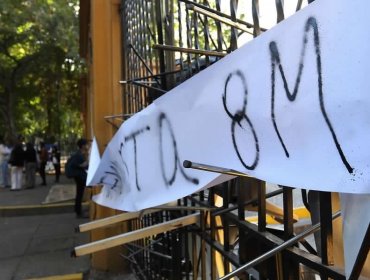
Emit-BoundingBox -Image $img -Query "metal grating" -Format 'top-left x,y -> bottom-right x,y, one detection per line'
118,1 -> 355,279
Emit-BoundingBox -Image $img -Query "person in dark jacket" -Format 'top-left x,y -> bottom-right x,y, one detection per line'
24,142 -> 38,189
70,138 -> 89,218
9,136 -> 25,191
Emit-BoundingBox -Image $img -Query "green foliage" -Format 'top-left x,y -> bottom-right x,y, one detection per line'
0,0 -> 84,147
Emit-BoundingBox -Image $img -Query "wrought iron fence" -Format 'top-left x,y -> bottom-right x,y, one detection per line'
119,1 -> 350,279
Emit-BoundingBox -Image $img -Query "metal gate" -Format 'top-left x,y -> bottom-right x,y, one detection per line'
118,1 -> 365,279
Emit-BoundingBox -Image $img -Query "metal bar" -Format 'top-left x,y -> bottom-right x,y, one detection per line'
151,0 -> 159,76
183,160 -> 249,177
258,180 -> 266,232
192,2 -> 200,72
144,1 -> 153,72
171,232 -> 182,280
348,223 -> 370,280
299,239 -> 317,255
177,1 -> 186,84
229,0 -> 238,51
164,0 -> 176,90
320,192 -> 334,268
296,0 -> 304,11
282,186 -> 299,280
285,246 -> 346,279
121,0 -> 131,114
202,232 -> 240,267
182,197 -> 190,280
223,181 -> 231,276
188,4 -> 253,35
120,252 -> 138,265
257,180 -> 268,279
126,239 -> 168,259
222,210 -> 343,278
131,1 -> 140,112
130,80 -> 167,94
192,218 -> 198,279
219,211 -> 341,280
197,14 -> 218,51
212,188 -> 284,216
104,113 -> 132,120
129,43 -> 159,85
155,0 -> 167,89
185,1 -> 193,77
275,0 -> 285,23
215,0 -> 223,51
199,210 -> 265,278
136,0 -> 145,109
237,178 -> 248,279
179,0 -> 262,29
153,43 -> 226,57
252,0 -> 261,37
104,119 -> 120,129
283,187 -> 294,240
301,189 -> 310,211
201,0 -> 211,68
127,80 -> 158,85
119,69 -> 181,84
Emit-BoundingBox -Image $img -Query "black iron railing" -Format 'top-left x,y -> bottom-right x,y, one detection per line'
118,1 -> 355,279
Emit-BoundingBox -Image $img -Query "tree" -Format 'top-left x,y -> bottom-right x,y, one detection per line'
0,0 -> 84,146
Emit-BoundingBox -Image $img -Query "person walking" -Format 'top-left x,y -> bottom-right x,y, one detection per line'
24,142 -> 38,189
68,138 -> 89,218
38,141 -> 48,186
9,136 -> 25,191
51,144 -> 61,183
0,137 -> 11,188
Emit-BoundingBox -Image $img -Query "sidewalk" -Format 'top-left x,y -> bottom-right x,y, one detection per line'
0,174 -> 90,280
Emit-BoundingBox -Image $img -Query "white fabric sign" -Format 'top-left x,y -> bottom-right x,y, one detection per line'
86,137 -> 100,185
88,0 -> 370,212
341,194 -> 370,278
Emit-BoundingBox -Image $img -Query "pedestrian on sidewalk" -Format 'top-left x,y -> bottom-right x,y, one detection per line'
38,141 -> 48,186
69,138 -> 89,218
9,135 -> 25,191
24,142 -> 38,189
51,143 -> 61,183
0,136 -> 11,188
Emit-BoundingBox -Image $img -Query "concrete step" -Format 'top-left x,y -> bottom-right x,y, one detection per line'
27,273 -> 83,280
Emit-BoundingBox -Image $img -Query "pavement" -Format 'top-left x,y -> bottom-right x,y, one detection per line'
0,173 -> 91,280
0,174 -> 309,280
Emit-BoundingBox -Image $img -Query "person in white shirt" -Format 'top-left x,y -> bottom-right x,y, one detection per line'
0,137 -> 11,188
9,136 -> 25,191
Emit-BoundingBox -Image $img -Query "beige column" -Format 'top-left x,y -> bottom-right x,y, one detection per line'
88,0 -> 127,272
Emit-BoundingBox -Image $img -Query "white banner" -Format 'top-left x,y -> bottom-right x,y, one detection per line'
88,0 -> 370,212
341,193 -> 370,278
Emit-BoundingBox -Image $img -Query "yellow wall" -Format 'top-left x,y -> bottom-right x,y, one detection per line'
88,0 -> 122,148
82,0 -> 127,272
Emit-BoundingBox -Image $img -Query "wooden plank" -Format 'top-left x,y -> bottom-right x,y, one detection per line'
26,273 -> 83,280
283,186 -> 299,280
78,208 -> 160,232
320,192 -> 334,268
258,180 -> 266,232
74,213 -> 200,257
78,204 -> 209,232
